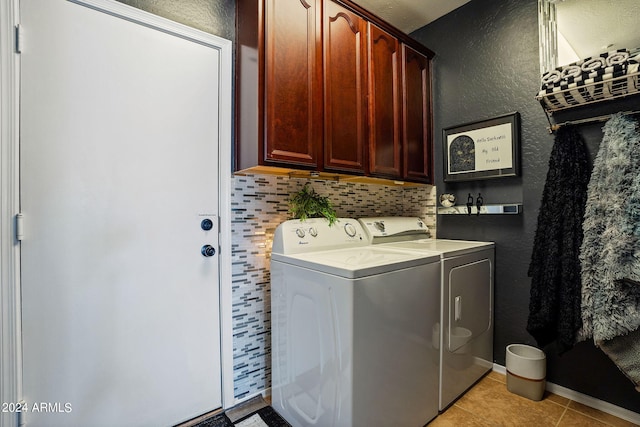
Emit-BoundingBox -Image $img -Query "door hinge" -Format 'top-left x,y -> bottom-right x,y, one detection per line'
16,213 -> 24,241
15,24 -> 23,54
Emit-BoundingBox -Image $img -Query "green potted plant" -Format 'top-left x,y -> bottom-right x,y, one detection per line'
288,183 -> 338,226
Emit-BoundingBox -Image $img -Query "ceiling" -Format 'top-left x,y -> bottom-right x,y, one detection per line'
555,0 -> 640,65
352,0 -> 640,72
351,0 -> 471,34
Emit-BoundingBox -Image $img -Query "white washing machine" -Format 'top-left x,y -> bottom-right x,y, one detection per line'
358,217 -> 495,411
270,218 -> 441,427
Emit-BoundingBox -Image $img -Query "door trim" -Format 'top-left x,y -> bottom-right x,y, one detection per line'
0,1 -> 21,426
0,2 -> 235,425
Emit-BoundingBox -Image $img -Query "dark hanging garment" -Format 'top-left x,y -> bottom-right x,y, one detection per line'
579,113 -> 640,390
527,125 -> 590,354
580,113 -> 640,343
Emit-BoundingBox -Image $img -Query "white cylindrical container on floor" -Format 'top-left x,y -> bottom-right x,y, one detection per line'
506,344 -> 546,401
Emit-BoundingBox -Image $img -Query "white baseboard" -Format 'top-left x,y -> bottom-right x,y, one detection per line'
493,363 -> 640,424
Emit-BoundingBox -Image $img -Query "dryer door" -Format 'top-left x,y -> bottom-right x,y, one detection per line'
445,252 -> 493,353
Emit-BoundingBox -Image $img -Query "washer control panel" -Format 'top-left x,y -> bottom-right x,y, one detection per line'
273,218 -> 368,255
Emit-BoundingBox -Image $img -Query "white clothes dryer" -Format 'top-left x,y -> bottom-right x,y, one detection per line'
358,217 -> 495,411
270,218 -> 441,426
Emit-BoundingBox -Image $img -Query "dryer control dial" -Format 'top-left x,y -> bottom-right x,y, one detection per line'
374,221 -> 385,232
308,227 -> 318,237
295,228 -> 305,238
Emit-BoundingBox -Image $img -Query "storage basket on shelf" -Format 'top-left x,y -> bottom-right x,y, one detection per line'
536,48 -> 640,113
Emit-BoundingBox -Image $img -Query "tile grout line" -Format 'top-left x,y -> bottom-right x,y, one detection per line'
490,372 -> 626,426
565,405 -> 622,427
451,403 -> 493,426
552,396 -> 623,427
451,373 -> 633,427
555,406 -> 570,427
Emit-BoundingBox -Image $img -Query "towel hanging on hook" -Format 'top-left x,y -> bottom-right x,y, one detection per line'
579,113 -> 640,390
527,124 -> 590,354
579,113 -> 640,343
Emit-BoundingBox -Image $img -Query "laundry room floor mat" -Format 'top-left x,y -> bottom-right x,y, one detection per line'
232,406 -> 290,427
184,396 -> 290,427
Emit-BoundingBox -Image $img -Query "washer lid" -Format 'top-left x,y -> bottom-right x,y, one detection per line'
271,246 -> 439,279
384,239 -> 494,257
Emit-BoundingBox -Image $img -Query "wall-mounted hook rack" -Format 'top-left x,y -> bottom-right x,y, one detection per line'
438,203 -> 522,215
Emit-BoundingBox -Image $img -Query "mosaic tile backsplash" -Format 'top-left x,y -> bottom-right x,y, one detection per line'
230,174 -> 437,400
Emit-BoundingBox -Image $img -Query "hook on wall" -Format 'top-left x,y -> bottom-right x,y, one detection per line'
476,193 -> 484,216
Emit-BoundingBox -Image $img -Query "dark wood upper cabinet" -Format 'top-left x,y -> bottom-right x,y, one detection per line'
236,0 -> 434,183
368,23 -> 401,178
264,0 -> 323,167
402,44 -> 433,182
323,0 -> 367,173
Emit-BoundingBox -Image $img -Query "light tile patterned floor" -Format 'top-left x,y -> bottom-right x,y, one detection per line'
429,372 -> 637,426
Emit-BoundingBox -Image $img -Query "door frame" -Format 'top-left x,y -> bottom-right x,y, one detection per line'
0,2 -> 235,426
0,1 -> 21,426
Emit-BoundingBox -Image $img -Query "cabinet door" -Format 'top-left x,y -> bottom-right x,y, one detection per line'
323,0 -> 367,173
402,44 -> 433,183
264,0 -> 322,167
368,23 -> 401,178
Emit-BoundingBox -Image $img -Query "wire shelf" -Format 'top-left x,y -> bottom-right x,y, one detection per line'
536,71 -> 640,113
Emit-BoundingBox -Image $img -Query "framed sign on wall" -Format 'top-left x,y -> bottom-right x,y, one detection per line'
443,112 -> 521,182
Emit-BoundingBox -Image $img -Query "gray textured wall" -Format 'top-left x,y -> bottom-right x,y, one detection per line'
116,0 -> 235,40
412,0 -> 640,413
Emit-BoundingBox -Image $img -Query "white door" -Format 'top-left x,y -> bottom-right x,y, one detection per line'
20,1 -> 225,425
